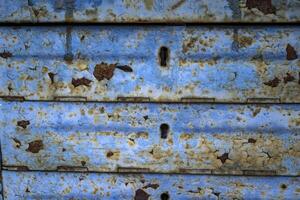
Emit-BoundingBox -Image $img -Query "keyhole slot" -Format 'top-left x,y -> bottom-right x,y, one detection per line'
159,46 -> 169,67
160,123 -> 169,139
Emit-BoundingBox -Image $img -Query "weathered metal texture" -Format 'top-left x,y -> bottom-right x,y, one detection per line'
1,101 -> 299,176
0,0 -> 300,23
2,171 -> 300,199
0,26 -> 299,103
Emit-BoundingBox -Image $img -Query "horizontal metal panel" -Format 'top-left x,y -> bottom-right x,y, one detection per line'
0,0 -> 300,23
3,171 -> 300,199
1,102 -> 299,175
0,26 -> 299,103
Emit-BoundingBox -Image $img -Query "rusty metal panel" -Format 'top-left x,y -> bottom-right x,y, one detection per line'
1,101 -> 299,176
0,0 -> 300,23
0,26 -> 299,103
2,171 -> 300,199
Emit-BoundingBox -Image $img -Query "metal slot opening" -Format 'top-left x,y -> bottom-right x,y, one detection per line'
159,46 -> 169,67
160,123 -> 169,139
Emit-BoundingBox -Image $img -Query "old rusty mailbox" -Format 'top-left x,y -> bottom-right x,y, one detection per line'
0,0 -> 299,199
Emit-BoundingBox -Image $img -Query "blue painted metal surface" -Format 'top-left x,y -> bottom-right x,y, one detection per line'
0,101 -> 299,176
0,0 -> 300,23
0,1 -> 299,199
3,171 -> 300,199
0,26 -> 299,103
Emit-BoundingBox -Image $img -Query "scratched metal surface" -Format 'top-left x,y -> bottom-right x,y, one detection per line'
0,26 -> 299,103
0,0 -> 300,23
2,171 -> 300,199
1,101 -> 299,176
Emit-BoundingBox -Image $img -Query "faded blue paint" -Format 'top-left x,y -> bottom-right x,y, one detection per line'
0,101 -> 299,175
0,0 -> 300,23
3,171 -> 300,199
0,26 -> 299,102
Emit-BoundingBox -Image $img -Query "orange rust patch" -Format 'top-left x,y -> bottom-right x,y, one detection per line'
283,73 -> 295,84
26,140 -> 44,153
17,120 -> 30,129
72,77 -> 92,87
264,77 -> 280,87
286,44 -> 298,60
246,0 -> 276,14
134,189 -> 149,200
93,62 -> 116,81
0,50 -> 12,59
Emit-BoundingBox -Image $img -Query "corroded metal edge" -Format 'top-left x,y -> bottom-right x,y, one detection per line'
0,26 -> 299,103
2,171 -> 300,199
0,0 -> 300,23
1,102 -> 299,176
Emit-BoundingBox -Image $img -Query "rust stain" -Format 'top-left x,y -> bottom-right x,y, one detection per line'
13,138 -> 21,148
252,108 -> 261,117
143,183 -> 160,190
81,161 -> 86,166
72,77 -> 92,87
0,50 -> 12,59
171,0 -> 186,10
217,152 -> 229,164
106,151 -> 120,160
116,65 -> 133,72
144,0 -> 153,10
264,77 -> 280,87
248,138 -> 257,143
48,72 -> 56,84
281,184 -> 287,190
93,62 -> 132,81
17,120 -> 30,129
246,0 -> 276,14
134,189 -> 150,200
286,44 -> 298,60
238,36 -> 253,48
26,140 -> 44,153
283,73 -> 295,84
93,62 -> 116,81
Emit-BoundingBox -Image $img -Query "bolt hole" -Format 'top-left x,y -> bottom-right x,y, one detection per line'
159,46 -> 169,67
160,123 -> 169,139
160,192 -> 170,200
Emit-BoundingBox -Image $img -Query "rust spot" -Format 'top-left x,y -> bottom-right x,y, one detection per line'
171,0 -> 186,10
26,140 -> 44,153
286,44 -> 298,60
72,77 -> 92,87
143,183 -> 160,190
17,120 -> 30,129
238,36 -> 253,48
252,108 -> 261,117
106,151 -> 114,158
134,189 -> 150,200
116,65 -> 133,72
143,115 -> 149,120
48,72 -> 56,84
246,0 -> 276,14
81,161 -> 86,166
93,63 -> 132,81
13,138 -> 22,148
264,77 -> 280,87
0,50 -> 12,59
283,73 -> 295,84
217,153 -> 229,164
93,62 -> 116,81
281,184 -> 287,190
248,138 -> 257,143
